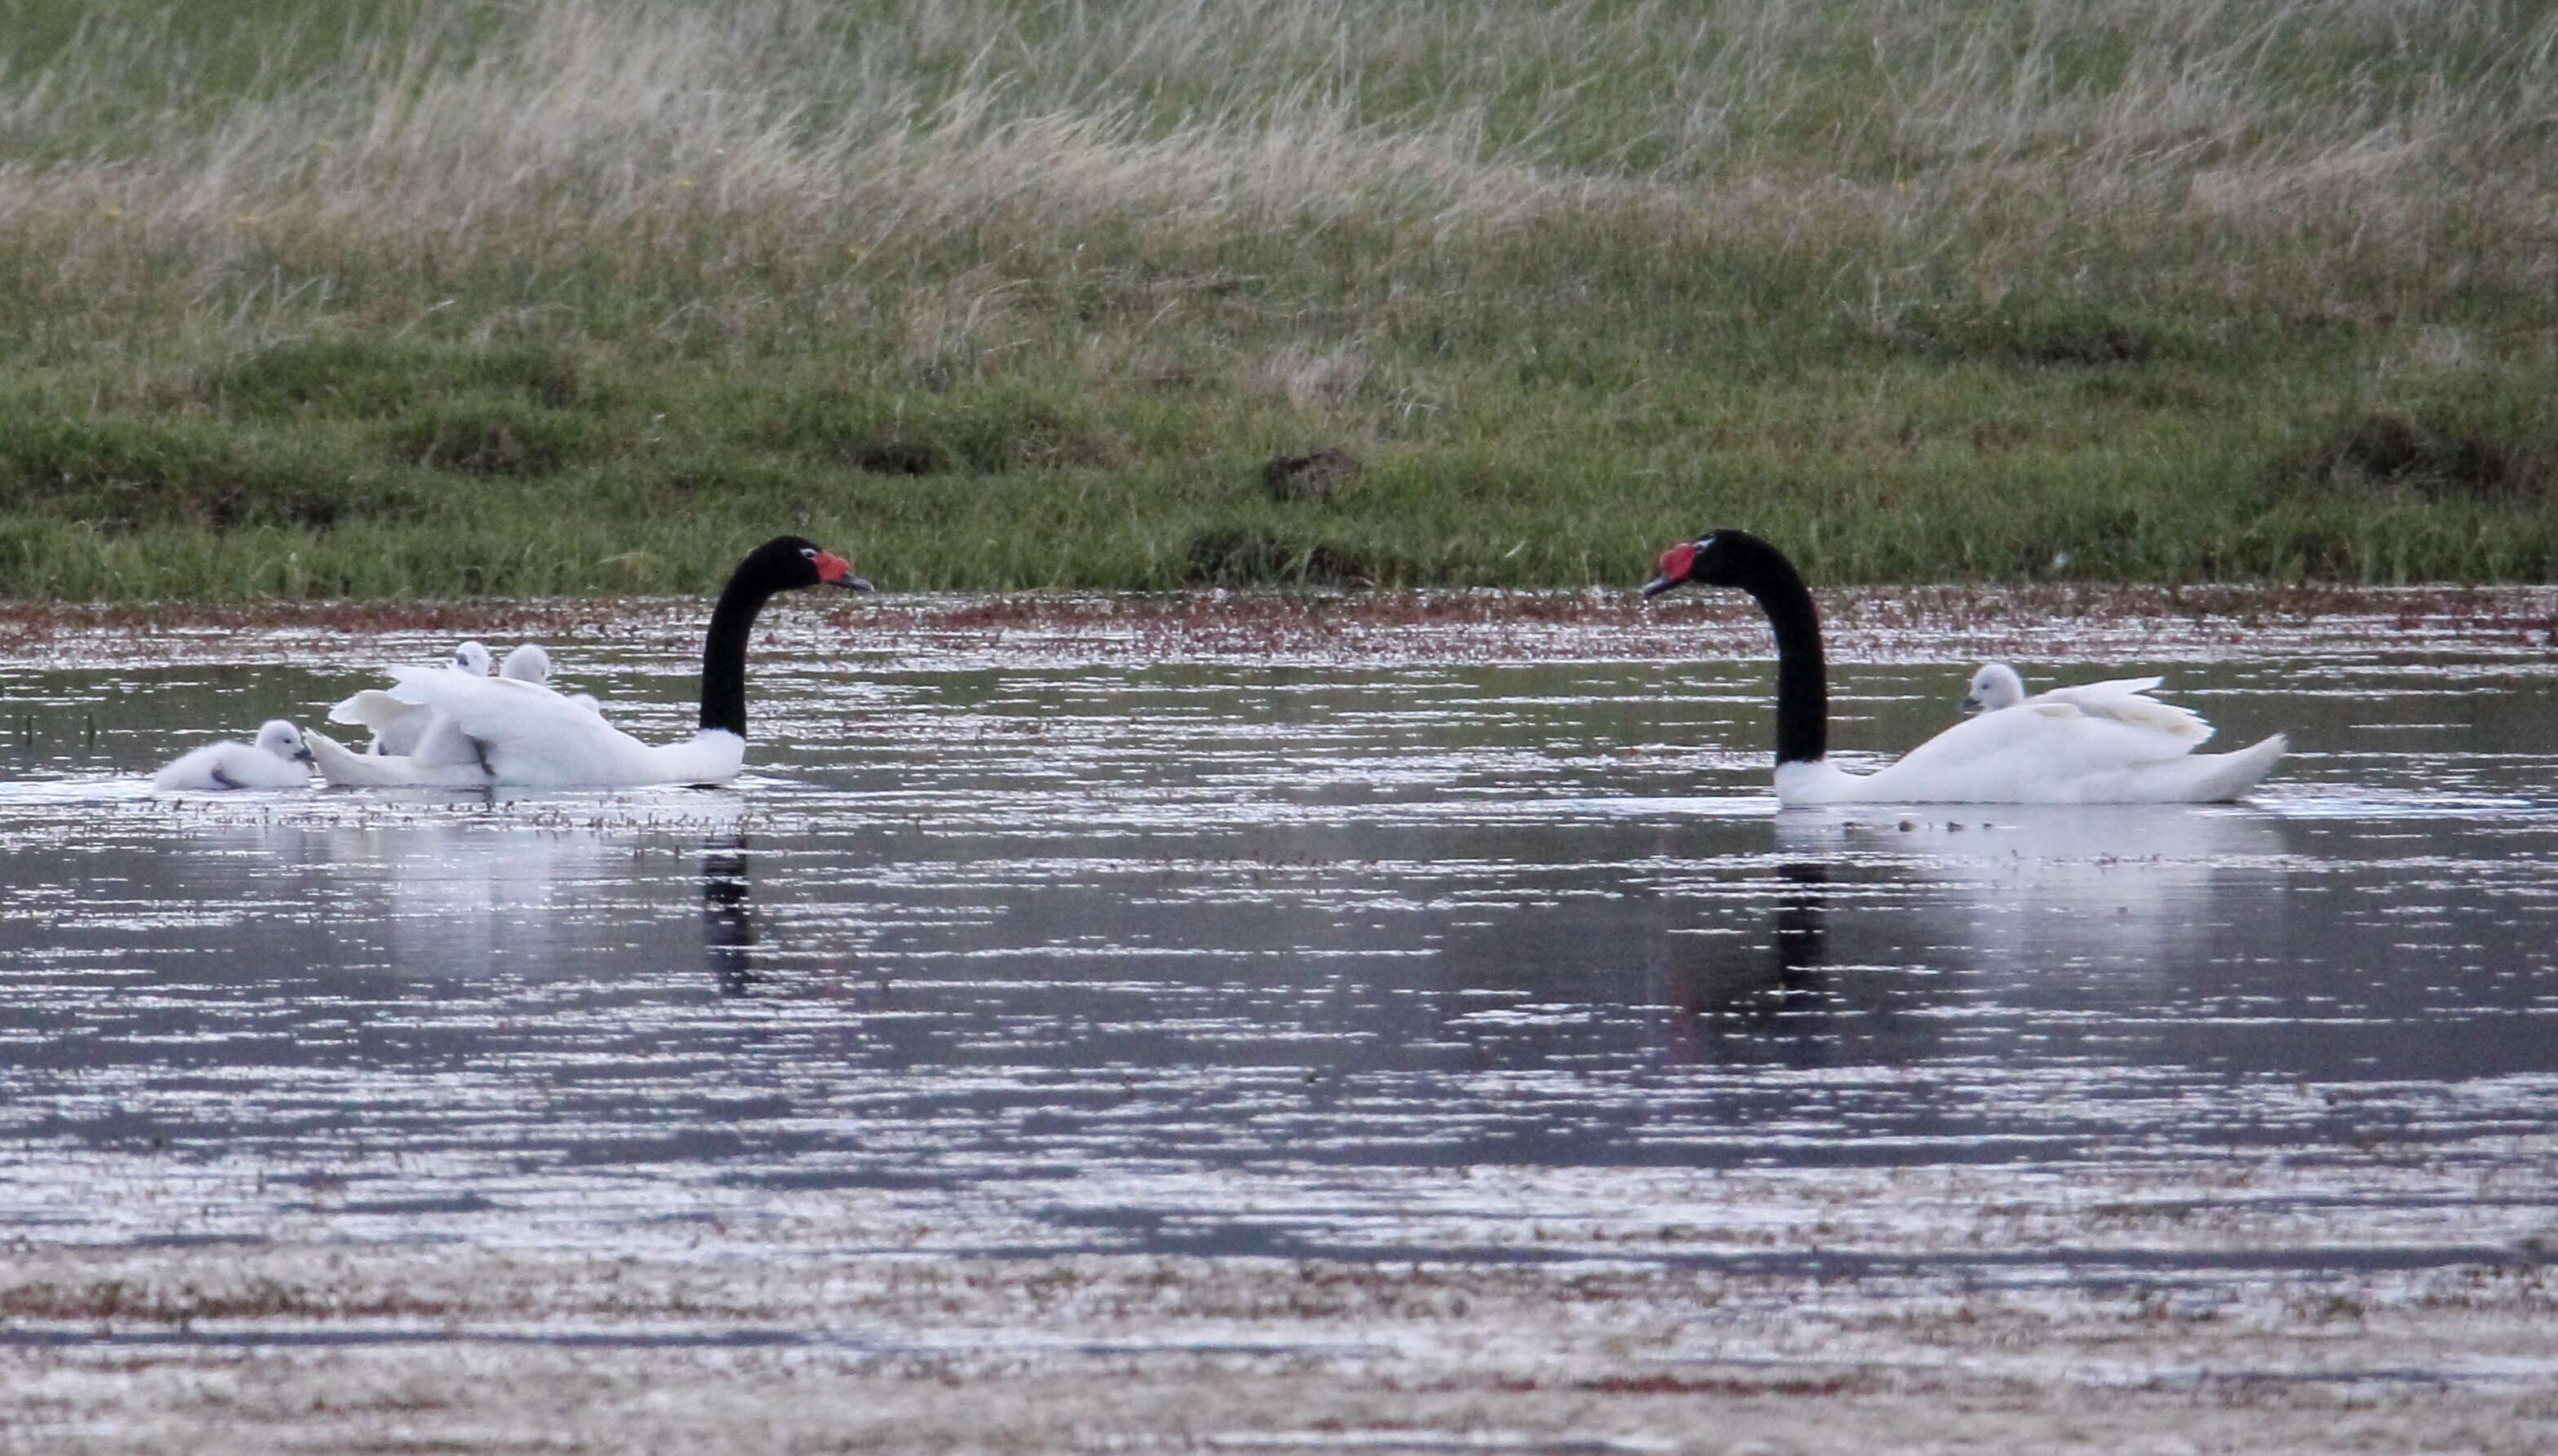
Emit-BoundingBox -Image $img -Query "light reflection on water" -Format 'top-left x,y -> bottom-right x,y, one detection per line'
1,640 -> 2554,1275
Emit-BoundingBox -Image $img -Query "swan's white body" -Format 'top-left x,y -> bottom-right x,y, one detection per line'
1644,530 -> 2286,806
153,720 -> 315,791
315,667 -> 498,786
316,665 -> 743,788
348,648 -> 500,759
1772,706 -> 2289,806
330,640 -> 599,779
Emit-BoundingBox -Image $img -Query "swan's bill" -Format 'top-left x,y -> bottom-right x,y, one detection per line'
806,548 -> 874,591
1640,539 -> 1700,597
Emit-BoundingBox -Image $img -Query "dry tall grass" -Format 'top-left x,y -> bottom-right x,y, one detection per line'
4,0 -> 2550,348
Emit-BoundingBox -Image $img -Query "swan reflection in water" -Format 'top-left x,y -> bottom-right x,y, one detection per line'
1658,804 -> 2290,1060
1669,861 -> 1832,1025
701,837 -> 759,996
1774,803 -> 2291,987
315,821 -> 615,977
242,820 -> 781,994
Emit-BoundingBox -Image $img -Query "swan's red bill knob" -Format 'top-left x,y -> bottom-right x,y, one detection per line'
810,550 -> 875,591
1641,541 -> 1697,598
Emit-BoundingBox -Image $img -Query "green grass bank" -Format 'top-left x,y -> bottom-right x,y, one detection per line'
3,0 -> 2555,599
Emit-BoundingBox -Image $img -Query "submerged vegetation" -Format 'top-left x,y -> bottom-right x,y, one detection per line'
2,0 -> 2556,597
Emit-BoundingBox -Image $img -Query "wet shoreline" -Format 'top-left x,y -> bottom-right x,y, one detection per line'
8,1203 -> 2554,1454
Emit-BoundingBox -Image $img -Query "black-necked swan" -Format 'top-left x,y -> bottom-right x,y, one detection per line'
153,720 -> 316,791
306,536 -> 873,789
452,639 -> 494,675
1640,530 -> 2287,805
1958,662 -> 2211,745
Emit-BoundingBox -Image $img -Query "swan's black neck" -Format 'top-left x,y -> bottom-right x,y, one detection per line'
698,561 -> 783,738
1713,534 -> 1828,766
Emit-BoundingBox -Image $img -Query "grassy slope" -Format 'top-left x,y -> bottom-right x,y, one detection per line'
2,0 -> 2554,599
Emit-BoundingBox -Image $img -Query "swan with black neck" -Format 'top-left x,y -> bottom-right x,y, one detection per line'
1641,530 -> 2286,805
308,536 -> 871,788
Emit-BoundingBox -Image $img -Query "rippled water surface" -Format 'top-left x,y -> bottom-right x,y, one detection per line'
4,607 -> 2555,1290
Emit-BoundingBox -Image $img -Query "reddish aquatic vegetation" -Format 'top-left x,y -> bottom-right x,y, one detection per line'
4,585 -> 2553,670
0,1276 -> 454,1325
0,599 -> 636,654
1570,1373 -> 1869,1397
2,583 -> 2527,635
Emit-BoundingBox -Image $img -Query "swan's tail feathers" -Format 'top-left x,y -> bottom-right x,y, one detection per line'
307,728 -> 495,788
307,728 -> 401,787
2189,732 -> 2288,801
330,688 -> 447,757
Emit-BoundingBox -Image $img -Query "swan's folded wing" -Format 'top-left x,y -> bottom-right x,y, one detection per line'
384,664 -> 659,784
1866,698 -> 2213,800
327,689 -> 404,727
2096,696 -> 2212,745
2044,675 -> 2162,698
2039,678 -> 2212,745
330,685 -> 393,721
330,688 -> 443,756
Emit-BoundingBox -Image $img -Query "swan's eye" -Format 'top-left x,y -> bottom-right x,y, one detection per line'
1656,541 -> 1697,582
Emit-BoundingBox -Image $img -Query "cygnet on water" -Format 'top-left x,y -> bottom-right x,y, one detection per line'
153,720 -> 316,791
501,641 -> 604,715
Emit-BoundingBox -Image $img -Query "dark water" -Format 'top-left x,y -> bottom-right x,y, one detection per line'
3,636 -> 2555,1274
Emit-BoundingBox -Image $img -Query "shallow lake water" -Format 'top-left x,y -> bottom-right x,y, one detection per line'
2,599 -> 2555,1312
